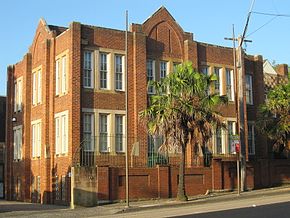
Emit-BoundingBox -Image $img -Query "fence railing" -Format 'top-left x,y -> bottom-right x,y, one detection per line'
72,135 -> 244,168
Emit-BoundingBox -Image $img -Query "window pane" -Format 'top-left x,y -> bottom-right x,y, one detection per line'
147,60 -> 154,93
83,113 -> 94,151
115,115 -> 124,152
160,61 -> 167,79
99,114 -> 108,151
83,51 -> 93,87
115,55 -> 123,90
214,67 -> 221,94
216,127 -> 222,154
100,53 -> 107,89
226,69 -> 233,101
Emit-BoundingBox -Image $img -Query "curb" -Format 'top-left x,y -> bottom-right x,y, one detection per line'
114,186 -> 290,215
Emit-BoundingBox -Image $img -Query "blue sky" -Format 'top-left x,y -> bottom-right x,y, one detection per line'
0,0 -> 289,96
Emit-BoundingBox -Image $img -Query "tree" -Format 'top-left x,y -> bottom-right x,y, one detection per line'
257,79 -> 290,157
140,62 -> 227,201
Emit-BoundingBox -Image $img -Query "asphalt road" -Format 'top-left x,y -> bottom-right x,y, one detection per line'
171,201 -> 290,218
111,191 -> 290,218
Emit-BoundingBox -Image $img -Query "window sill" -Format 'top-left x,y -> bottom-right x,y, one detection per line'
55,153 -> 68,157
32,103 -> 42,108
55,92 -> 68,98
13,159 -> 22,162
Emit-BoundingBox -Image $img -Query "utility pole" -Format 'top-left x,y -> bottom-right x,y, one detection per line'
125,10 -> 129,208
225,29 -> 252,194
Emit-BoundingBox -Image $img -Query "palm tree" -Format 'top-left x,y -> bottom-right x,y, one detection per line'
140,62 -> 227,201
257,80 -> 290,157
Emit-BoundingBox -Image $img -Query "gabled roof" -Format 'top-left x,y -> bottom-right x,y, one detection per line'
142,6 -> 185,34
263,59 -> 277,75
48,25 -> 68,36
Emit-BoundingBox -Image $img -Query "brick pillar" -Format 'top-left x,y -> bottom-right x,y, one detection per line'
157,165 -> 169,198
96,166 -> 110,200
212,158 -> 222,190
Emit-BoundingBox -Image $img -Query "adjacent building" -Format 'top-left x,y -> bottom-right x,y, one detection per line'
0,96 -> 6,199
6,7 -> 272,204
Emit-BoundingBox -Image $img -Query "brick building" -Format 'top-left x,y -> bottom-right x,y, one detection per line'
0,96 -> 5,199
6,7 -> 276,205
263,59 -> 288,95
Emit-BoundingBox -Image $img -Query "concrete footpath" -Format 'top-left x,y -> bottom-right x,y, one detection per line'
0,185 -> 290,217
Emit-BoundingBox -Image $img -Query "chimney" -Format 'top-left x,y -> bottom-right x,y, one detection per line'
275,64 -> 288,76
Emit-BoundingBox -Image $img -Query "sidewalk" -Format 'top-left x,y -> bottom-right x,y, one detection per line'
94,185 -> 290,216
1,185 -> 289,217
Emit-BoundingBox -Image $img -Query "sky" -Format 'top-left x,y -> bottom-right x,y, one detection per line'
0,0 -> 289,96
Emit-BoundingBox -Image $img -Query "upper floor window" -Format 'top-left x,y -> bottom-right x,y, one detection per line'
83,51 -> 94,88
32,68 -> 42,106
248,122 -> 255,155
214,67 -> 222,95
13,125 -> 22,161
56,53 -> 68,96
160,61 -> 168,80
100,53 -> 108,89
246,74 -> 253,105
32,120 -> 41,158
226,68 -> 234,101
147,60 -> 155,94
115,55 -> 124,91
55,111 -> 68,155
200,66 -> 209,76
14,77 -> 23,112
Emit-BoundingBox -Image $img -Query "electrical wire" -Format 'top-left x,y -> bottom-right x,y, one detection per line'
252,11 -> 290,17
246,16 -> 278,38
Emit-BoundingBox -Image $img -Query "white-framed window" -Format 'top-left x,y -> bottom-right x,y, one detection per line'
215,126 -> 223,154
160,61 -> 168,80
147,59 -> 155,94
115,114 -> 125,152
201,66 -> 209,76
214,67 -> 222,95
83,113 -> 95,151
246,74 -> 253,105
100,53 -> 108,89
99,114 -> 109,152
200,66 -> 210,95
32,120 -> 41,158
13,125 -> 22,161
56,54 -> 68,95
227,121 -> 237,153
55,110 -> 69,155
226,68 -> 234,101
248,122 -> 255,155
32,68 -> 42,105
14,77 -> 23,112
115,55 -> 125,91
83,51 -> 94,88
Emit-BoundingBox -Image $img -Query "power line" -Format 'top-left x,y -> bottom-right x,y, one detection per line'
246,16 -> 278,37
252,11 -> 290,17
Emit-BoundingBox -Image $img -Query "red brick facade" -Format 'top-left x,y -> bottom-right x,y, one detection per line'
6,7 -> 279,204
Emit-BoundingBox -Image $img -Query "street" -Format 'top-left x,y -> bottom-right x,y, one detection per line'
110,191 -> 290,218
172,202 -> 290,218
0,187 -> 290,218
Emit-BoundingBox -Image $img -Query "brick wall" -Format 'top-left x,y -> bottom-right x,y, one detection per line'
5,6 -> 275,205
